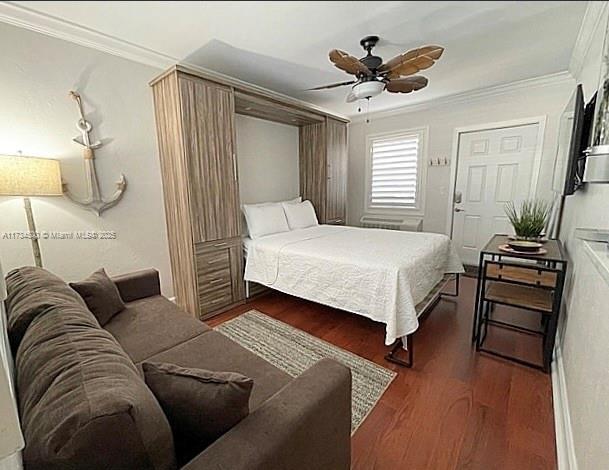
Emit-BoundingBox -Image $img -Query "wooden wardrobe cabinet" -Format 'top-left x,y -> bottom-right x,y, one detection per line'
151,70 -> 244,319
299,117 -> 348,224
152,65 -> 348,315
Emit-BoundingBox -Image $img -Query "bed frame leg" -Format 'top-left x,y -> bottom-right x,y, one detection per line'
385,274 -> 459,369
441,274 -> 460,298
385,335 -> 413,368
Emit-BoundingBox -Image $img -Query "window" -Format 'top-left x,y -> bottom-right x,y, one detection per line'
366,128 -> 426,213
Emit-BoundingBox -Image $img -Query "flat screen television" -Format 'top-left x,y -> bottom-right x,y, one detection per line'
552,84 -> 585,196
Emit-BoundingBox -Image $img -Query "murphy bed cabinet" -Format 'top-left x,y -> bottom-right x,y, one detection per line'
151,66 -> 348,319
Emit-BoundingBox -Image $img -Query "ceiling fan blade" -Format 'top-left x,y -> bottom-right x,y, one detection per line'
346,92 -> 358,103
379,45 -> 444,77
307,80 -> 357,91
329,49 -> 372,76
386,76 -> 429,94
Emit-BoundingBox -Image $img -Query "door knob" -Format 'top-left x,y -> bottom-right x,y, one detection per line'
454,207 -> 465,212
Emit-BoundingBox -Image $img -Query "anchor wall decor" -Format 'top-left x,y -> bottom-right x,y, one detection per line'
63,90 -> 127,215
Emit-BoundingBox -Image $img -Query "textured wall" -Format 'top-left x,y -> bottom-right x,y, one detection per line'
347,79 -> 573,233
235,115 -> 300,204
559,6 -> 609,469
0,23 -> 173,295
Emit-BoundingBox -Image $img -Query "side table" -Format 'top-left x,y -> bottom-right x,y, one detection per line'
472,234 -> 567,372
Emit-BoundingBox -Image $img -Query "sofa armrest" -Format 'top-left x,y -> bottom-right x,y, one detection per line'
112,269 -> 161,303
183,358 -> 352,470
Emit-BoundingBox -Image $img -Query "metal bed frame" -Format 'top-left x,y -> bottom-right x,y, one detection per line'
385,274 -> 460,368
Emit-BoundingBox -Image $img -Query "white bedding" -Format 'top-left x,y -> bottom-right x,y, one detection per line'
244,225 -> 464,345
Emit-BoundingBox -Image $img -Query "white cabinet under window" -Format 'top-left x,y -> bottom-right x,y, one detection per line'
365,128 -> 427,214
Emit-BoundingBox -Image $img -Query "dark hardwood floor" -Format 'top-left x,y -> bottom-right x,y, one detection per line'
208,276 -> 556,470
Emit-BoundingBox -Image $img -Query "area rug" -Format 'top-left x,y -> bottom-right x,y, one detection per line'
215,310 -> 396,433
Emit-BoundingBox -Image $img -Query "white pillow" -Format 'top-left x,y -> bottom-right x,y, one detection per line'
282,200 -> 319,230
241,197 -> 301,237
242,203 -> 290,239
244,197 -> 301,208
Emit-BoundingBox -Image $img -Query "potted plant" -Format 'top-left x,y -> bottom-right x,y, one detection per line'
504,199 -> 550,241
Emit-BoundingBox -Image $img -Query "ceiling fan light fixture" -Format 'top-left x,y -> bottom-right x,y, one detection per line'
314,37 -> 443,105
351,80 -> 385,100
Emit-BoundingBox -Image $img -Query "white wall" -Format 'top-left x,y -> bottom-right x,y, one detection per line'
558,5 -> 609,469
0,263 -> 22,470
347,78 -> 574,233
0,23 -> 173,295
236,115 -> 299,204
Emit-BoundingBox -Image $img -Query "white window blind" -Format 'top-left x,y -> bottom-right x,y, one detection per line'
369,132 -> 421,209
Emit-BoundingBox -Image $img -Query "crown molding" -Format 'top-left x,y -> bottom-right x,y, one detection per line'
0,1 -> 176,69
349,71 -> 574,123
569,1 -> 608,78
170,64 -> 350,122
0,1 -> 577,125
0,1 -> 349,121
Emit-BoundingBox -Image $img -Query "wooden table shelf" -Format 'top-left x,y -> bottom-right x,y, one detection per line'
485,262 -> 558,288
485,281 -> 554,313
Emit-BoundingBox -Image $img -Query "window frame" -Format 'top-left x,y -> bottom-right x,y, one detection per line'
364,126 -> 428,216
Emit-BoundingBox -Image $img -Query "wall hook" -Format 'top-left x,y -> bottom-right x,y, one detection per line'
63,91 -> 127,216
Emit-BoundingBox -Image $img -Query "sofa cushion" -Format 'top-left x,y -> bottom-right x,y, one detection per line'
112,268 -> 161,303
4,266 -> 88,351
143,362 -> 253,466
147,331 -> 291,411
104,296 -> 211,363
70,268 -> 126,326
16,303 -> 177,470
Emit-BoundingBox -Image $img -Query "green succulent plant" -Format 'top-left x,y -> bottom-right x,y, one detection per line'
504,199 -> 550,239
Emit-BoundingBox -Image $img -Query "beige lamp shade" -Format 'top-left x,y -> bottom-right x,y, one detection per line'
0,155 -> 63,196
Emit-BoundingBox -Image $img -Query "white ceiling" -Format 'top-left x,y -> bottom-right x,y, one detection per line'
11,1 -> 587,116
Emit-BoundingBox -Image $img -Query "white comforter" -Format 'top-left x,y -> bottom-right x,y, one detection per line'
244,225 -> 464,345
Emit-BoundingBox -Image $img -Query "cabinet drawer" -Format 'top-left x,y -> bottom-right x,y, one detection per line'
196,237 -> 241,255
199,284 -> 233,312
198,267 -> 231,289
194,237 -> 245,317
197,250 -> 230,274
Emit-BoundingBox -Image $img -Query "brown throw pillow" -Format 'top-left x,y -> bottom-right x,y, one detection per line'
142,362 -> 253,466
70,268 -> 125,326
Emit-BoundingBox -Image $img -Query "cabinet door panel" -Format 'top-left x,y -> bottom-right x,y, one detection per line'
180,76 -> 241,242
299,122 -> 327,223
326,118 -> 348,223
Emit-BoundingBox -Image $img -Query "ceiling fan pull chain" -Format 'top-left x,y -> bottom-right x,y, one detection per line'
366,97 -> 371,124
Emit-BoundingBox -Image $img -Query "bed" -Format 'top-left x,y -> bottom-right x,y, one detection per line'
243,224 -> 464,366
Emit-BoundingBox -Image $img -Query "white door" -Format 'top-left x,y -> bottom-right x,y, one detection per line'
451,123 -> 540,266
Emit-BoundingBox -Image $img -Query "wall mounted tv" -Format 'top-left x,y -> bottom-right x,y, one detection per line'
552,84 -> 587,196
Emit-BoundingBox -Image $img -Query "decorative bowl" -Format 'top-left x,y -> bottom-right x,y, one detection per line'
508,235 -> 547,243
507,240 -> 543,252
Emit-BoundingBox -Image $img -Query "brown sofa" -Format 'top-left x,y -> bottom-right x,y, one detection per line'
5,267 -> 352,470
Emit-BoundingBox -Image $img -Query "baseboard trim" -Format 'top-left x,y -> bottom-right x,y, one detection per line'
552,344 -> 578,470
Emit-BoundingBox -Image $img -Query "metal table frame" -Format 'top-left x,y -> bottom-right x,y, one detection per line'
471,235 -> 567,372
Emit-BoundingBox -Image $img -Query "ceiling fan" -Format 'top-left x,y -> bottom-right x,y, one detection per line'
309,36 -> 444,103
